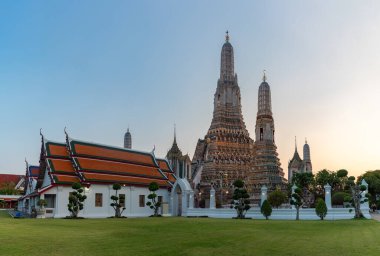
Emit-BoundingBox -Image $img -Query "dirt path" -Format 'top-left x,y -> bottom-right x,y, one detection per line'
370,213 -> 380,221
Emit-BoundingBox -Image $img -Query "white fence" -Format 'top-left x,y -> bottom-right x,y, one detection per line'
185,207 -> 370,220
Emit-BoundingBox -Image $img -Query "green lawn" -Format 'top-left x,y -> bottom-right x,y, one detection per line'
1,210 -> 379,256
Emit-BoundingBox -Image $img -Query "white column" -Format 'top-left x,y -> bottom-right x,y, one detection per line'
324,184 -> 332,209
210,187 -> 216,209
189,190 -> 194,209
360,179 -> 369,209
170,191 -> 174,216
260,185 -> 268,206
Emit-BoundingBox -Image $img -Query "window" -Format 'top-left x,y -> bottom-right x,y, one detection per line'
158,196 -> 163,203
139,195 -> 145,207
44,194 -> 56,208
260,128 -> 263,141
95,193 -> 103,207
119,194 -> 125,208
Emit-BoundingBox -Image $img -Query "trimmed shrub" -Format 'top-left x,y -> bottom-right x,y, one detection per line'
315,198 -> 327,220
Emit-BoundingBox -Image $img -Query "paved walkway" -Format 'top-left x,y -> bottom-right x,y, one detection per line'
370,213 -> 380,221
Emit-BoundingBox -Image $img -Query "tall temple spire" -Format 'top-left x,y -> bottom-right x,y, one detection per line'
124,128 -> 132,149
257,71 -> 273,118
220,31 -> 234,81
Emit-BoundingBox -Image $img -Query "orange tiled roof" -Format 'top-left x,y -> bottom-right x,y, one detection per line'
157,159 -> 171,172
69,140 -> 157,167
29,166 -> 40,177
73,157 -> 165,179
52,174 -> 80,185
48,159 -> 76,174
46,142 -> 69,158
82,172 -> 170,187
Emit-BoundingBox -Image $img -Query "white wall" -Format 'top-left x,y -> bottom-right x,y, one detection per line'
185,207 -> 370,220
40,185 -> 170,218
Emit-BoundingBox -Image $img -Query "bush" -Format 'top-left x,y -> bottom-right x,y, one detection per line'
315,198 -> 327,220
261,200 -> 272,220
332,192 -> 350,206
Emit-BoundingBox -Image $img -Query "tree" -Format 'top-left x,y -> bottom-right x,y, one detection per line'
315,169 -> 340,193
261,200 -> 272,220
290,187 -> 303,220
344,176 -> 369,219
315,198 -> 327,220
292,172 -> 314,190
268,188 -> 287,208
0,181 -> 20,195
67,183 -> 87,218
361,170 -> 380,206
146,182 -> 161,216
230,180 -> 250,219
110,183 -> 126,218
37,199 -> 47,208
332,192 -> 351,206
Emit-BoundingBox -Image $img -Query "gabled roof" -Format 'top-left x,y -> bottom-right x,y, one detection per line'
68,139 -> 158,167
67,138 -> 171,188
156,158 -> 177,184
0,174 -> 24,185
40,139 -> 80,187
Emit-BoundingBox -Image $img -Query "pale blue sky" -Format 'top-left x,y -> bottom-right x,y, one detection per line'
1,1 -> 380,177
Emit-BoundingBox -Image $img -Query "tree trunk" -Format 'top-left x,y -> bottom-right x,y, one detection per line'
296,207 -> 300,220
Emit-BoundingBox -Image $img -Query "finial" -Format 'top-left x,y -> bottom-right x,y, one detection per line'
305,138 -> 308,144
225,30 -> 229,42
64,126 -> 69,140
263,70 -> 267,82
295,136 -> 297,152
40,128 -> 43,136
174,123 -> 177,142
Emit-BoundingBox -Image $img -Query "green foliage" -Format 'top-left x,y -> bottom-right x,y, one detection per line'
268,189 -> 287,208
230,179 -> 251,219
332,192 -> 350,206
315,198 -> 327,220
0,181 -> 20,195
146,182 -> 161,216
67,183 -> 87,218
290,186 -> 303,220
37,199 -> 47,208
148,182 -> 159,192
292,172 -> 314,189
110,183 -> 126,218
344,175 -> 369,218
337,169 -> 348,178
361,170 -> 380,204
113,183 -> 122,191
260,200 -> 272,220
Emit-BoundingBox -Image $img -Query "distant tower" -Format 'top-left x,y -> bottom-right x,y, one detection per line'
288,137 -> 312,181
252,72 -> 286,201
303,139 -> 312,172
124,128 -> 132,149
166,126 -> 191,179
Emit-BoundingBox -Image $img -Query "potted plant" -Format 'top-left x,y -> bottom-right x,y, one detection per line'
37,199 -> 47,218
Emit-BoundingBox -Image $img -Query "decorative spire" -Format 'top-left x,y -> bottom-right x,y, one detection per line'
174,123 -> 177,144
263,70 -> 267,82
220,31 -> 234,80
295,136 -> 298,152
305,137 -> 307,144
124,127 -> 132,149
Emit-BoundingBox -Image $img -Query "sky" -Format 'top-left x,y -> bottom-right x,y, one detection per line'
1,1 -> 380,177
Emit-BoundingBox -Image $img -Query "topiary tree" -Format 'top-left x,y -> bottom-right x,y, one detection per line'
67,183 -> 87,218
261,200 -> 272,220
344,176 -> 370,218
332,192 -> 351,206
290,187 -> 303,220
110,183 -> 126,218
230,180 -> 250,219
146,182 -> 161,216
268,188 -> 287,208
315,198 -> 327,220
37,199 -> 47,209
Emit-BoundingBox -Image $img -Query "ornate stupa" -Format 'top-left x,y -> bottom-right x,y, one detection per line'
124,128 -> 132,149
251,72 -> 286,202
191,32 -> 255,205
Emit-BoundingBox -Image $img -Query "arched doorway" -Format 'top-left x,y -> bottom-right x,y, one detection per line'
171,178 -> 193,217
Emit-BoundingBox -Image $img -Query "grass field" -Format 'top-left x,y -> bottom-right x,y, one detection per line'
1,210 -> 379,256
